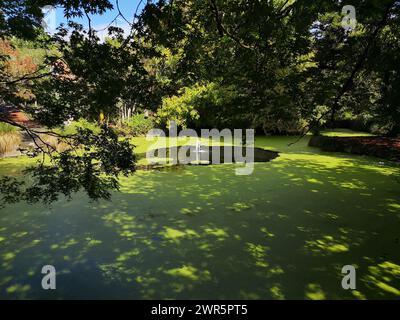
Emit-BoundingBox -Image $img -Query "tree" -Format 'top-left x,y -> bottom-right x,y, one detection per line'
138,0 -> 400,134
0,0 -> 141,206
1,0 -> 399,206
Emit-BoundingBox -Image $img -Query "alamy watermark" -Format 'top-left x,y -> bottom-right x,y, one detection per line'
342,5 -> 357,31
341,265 -> 356,290
41,265 -> 56,290
41,5 -> 57,34
146,121 -> 255,176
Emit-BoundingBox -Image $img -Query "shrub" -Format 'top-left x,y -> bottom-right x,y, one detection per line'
0,123 -> 21,155
39,134 -> 70,153
0,122 -> 18,134
0,132 -> 22,155
46,119 -> 102,152
120,114 -> 155,137
156,84 -> 206,129
261,117 -> 309,135
156,82 -> 240,130
56,119 -> 101,135
329,111 -> 373,133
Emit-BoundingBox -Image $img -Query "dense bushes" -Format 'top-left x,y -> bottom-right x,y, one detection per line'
155,83 -> 241,130
326,111 -> 373,133
118,114 -> 155,137
309,135 -> 400,161
259,116 -> 308,136
326,111 -> 399,137
155,84 -> 206,129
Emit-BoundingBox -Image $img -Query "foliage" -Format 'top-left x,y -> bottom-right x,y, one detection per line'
0,125 -> 135,205
0,0 -> 144,205
156,84 -> 206,129
139,0 -> 400,134
56,119 -> 102,135
0,38 -> 41,102
155,82 -> 239,129
119,114 -> 155,137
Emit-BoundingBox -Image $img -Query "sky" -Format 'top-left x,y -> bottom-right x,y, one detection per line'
50,0 -> 145,37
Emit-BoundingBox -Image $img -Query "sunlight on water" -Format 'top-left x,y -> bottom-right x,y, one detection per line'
0,135 -> 399,299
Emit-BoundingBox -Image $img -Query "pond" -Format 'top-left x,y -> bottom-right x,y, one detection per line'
147,145 -> 279,166
0,136 -> 399,299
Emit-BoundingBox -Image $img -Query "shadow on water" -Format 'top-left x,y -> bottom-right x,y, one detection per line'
0,137 -> 399,299
148,146 -> 279,166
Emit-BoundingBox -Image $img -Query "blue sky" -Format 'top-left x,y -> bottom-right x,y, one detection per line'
53,0 -> 145,35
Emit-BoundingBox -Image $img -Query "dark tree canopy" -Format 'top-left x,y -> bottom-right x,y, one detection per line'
0,0 -> 137,205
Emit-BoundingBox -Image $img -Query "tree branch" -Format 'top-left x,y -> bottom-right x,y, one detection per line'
288,0 -> 397,146
0,115 -> 77,158
0,65 -> 50,85
209,0 -> 254,50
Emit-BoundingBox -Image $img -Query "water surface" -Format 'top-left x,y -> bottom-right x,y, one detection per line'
0,136 -> 399,299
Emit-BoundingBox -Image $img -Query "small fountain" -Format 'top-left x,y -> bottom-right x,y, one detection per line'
192,139 -> 209,165
146,140 -> 279,168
